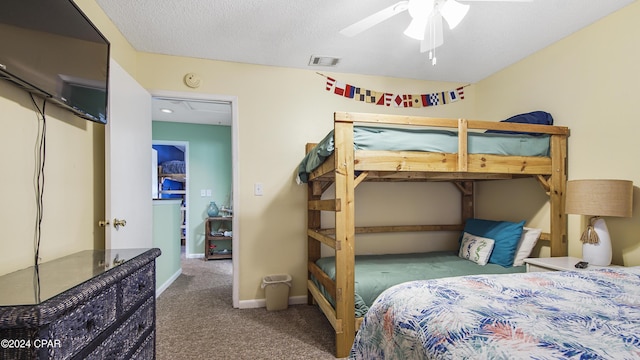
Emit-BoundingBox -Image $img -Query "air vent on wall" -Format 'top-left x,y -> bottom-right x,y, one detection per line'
308,55 -> 340,67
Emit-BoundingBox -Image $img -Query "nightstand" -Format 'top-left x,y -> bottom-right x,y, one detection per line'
523,256 -> 619,272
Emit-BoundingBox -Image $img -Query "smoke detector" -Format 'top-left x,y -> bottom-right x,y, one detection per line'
184,73 -> 201,88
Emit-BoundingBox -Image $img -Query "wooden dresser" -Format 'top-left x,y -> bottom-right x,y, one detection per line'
0,248 -> 161,360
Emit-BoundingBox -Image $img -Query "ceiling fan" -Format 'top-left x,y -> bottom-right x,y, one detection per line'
340,0 -> 532,64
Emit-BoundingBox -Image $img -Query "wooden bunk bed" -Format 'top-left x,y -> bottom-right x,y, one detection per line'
158,161 -> 187,244
302,111 -> 570,358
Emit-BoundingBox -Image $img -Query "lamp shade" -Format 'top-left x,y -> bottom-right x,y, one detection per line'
565,179 -> 633,217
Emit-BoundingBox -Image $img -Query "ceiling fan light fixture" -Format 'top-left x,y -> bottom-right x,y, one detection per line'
404,0 -> 434,40
440,0 -> 469,30
404,17 -> 428,40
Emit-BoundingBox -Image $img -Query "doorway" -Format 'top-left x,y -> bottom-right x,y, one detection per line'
153,141 -> 189,251
151,90 -> 240,309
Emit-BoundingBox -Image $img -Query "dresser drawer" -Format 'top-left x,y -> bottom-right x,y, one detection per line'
122,262 -> 154,312
130,330 -> 155,360
46,285 -> 118,359
85,295 -> 154,360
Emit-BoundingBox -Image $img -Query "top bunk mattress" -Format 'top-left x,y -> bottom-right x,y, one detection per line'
297,126 -> 550,183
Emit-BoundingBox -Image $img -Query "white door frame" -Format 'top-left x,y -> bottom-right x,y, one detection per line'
152,140 -> 190,253
150,89 -> 240,309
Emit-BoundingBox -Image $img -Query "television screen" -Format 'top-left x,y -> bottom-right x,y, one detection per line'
0,0 -> 110,124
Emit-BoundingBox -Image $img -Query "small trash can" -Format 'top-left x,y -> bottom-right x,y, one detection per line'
261,274 -> 292,311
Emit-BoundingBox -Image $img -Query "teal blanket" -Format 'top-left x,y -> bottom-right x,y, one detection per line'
314,251 -> 525,317
297,126 -> 550,183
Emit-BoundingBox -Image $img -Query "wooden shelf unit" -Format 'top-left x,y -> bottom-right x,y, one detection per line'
205,216 -> 232,260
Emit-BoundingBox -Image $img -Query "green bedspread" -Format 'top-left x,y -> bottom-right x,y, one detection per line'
314,251 -> 525,317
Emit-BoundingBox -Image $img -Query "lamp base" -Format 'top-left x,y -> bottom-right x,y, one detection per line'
581,217 -> 612,266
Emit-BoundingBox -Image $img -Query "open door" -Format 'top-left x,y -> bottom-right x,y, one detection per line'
105,60 -> 152,249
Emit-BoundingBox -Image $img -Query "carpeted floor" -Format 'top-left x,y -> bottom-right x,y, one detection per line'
155,256 -> 339,359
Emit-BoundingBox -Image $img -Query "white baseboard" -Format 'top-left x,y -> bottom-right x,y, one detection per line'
186,253 -> 204,259
156,268 -> 182,297
237,295 -> 307,309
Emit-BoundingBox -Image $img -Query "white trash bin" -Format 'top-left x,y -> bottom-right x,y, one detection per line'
261,274 -> 292,311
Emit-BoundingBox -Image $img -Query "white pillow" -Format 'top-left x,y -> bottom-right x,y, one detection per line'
512,227 -> 542,266
458,232 -> 495,266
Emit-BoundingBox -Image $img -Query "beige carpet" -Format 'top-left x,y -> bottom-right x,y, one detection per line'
155,257 -> 339,359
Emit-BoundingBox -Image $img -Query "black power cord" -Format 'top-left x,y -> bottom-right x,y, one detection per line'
30,94 -> 47,267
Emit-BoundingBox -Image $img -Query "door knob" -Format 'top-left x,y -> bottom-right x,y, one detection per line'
113,218 -> 127,229
98,220 -> 110,227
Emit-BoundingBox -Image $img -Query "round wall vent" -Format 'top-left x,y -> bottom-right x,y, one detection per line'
184,73 -> 201,88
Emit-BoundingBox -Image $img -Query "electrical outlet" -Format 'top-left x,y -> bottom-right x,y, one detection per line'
254,183 -> 263,196
206,189 -> 212,197
200,189 -> 206,197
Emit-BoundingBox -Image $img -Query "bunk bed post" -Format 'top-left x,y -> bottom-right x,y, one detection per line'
460,181 -> 474,222
306,144 -> 322,305
549,134 -> 568,256
333,115 -> 356,358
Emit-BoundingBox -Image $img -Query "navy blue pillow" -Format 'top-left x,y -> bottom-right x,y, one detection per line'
485,111 -> 553,136
460,218 -> 525,267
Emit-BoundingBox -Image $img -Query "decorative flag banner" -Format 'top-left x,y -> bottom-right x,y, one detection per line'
320,73 -> 468,108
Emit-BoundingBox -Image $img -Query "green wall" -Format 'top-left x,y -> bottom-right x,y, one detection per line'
153,200 -> 181,291
152,121 -> 232,256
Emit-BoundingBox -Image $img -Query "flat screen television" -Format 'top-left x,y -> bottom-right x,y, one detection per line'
0,0 -> 110,124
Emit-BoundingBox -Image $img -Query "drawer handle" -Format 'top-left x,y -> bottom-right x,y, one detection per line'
138,283 -> 146,291
137,322 -> 146,333
86,319 -> 95,332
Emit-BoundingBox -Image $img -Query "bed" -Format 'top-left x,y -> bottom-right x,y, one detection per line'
300,112 -> 570,357
158,160 -> 186,199
313,251 -> 527,318
349,267 -> 640,359
158,160 -> 186,181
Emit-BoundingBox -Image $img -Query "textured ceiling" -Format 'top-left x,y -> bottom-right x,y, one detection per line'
95,0 -> 635,125
96,0 -> 635,83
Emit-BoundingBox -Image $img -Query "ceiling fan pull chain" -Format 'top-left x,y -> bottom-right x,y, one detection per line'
431,16 -> 437,66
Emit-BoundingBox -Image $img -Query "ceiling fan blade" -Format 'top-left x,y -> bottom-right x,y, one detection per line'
340,1 -> 410,37
420,14 -> 444,53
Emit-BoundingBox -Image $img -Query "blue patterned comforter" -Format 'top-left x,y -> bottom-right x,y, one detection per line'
350,267 -> 640,359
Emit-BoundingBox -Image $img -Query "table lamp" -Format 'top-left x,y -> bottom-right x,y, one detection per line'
565,179 -> 633,266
